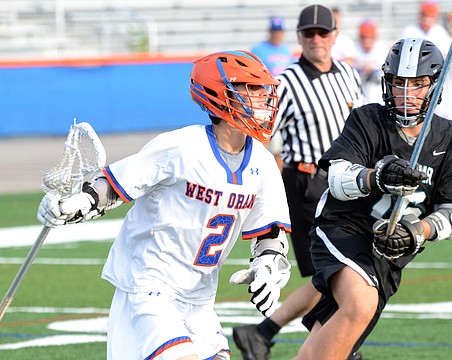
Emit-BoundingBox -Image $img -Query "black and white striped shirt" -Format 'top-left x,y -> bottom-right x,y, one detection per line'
274,55 -> 365,165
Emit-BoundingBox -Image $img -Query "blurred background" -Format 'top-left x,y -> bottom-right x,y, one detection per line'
1,0 -> 452,137
1,0 -> 451,58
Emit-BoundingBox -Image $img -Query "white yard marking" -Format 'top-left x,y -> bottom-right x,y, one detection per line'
0,302 -> 451,350
0,219 -> 123,248
0,335 -> 106,350
1,221 -> 451,269
1,222 -> 452,350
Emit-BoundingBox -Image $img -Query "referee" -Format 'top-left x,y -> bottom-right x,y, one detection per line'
276,4 -> 364,277
233,4 -> 365,360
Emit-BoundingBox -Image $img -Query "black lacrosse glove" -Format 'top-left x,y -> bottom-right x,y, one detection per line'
372,214 -> 425,260
367,155 -> 427,196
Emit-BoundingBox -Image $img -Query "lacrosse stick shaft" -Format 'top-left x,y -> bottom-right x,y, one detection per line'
386,43 -> 452,235
0,226 -> 51,321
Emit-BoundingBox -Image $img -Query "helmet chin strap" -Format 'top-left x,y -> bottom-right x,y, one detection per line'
253,109 -> 272,122
395,113 -> 423,128
394,100 -> 428,128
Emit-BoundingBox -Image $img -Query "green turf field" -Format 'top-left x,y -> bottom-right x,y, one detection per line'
0,192 -> 451,359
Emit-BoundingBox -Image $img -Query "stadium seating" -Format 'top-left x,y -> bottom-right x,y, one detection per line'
0,0 -> 437,58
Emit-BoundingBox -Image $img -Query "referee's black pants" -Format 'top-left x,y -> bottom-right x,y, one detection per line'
282,165 -> 328,277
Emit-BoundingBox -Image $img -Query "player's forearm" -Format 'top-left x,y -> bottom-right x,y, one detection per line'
423,207 -> 452,241
91,176 -> 124,211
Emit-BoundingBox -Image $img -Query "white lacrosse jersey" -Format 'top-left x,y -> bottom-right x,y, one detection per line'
101,124 -> 291,305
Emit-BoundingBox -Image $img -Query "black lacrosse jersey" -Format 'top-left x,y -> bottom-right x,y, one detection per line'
317,103 -> 452,238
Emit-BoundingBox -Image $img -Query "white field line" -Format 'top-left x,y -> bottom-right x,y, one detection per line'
0,257 -> 106,265
6,301 -> 452,317
1,301 -> 451,350
0,335 -> 107,350
0,220 -> 451,269
0,219 -> 123,248
0,257 -> 451,269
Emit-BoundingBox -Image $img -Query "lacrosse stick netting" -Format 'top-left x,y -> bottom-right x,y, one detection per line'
0,121 -> 106,321
42,121 -> 107,197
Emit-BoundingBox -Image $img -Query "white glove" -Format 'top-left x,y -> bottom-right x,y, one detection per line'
37,185 -> 101,227
230,252 -> 291,316
37,193 -> 73,227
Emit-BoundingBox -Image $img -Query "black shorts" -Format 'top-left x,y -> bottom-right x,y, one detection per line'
282,166 -> 328,277
302,223 -> 415,351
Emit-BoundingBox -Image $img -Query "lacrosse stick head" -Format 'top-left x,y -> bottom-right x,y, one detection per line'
42,121 -> 106,197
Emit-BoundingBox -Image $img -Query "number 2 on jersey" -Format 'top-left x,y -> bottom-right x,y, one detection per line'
194,214 -> 236,266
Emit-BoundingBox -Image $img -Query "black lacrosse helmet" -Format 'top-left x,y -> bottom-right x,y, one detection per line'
382,38 -> 444,128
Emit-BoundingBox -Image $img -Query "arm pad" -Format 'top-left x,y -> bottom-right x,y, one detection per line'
328,159 -> 369,201
91,176 -> 123,211
424,207 -> 452,241
251,224 -> 289,258
230,224 -> 289,286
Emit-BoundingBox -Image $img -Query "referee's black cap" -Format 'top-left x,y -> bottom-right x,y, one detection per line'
297,4 -> 336,32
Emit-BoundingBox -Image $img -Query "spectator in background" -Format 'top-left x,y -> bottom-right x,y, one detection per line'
403,1 -> 452,120
445,10 -> 452,36
402,1 -> 450,55
252,15 -> 295,170
354,19 -> 389,104
331,7 -> 357,65
437,9 -> 452,120
250,16 -> 295,76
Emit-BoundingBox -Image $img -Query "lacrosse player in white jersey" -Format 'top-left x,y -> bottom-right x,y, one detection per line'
38,50 -> 292,360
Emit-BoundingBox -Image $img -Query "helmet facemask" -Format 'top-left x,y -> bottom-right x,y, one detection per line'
383,75 -> 436,128
224,82 -> 278,143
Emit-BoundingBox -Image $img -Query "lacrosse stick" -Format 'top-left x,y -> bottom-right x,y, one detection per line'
0,120 -> 106,321
386,43 -> 452,235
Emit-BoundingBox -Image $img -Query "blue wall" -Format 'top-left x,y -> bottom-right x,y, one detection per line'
0,58 -> 208,137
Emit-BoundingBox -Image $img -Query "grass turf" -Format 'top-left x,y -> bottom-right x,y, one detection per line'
0,192 -> 451,359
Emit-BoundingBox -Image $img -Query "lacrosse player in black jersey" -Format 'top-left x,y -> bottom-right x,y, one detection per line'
294,38 -> 452,360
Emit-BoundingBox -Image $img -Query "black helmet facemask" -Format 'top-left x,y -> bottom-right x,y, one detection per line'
381,38 -> 443,128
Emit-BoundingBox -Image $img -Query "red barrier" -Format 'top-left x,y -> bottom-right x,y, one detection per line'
0,52 -> 209,68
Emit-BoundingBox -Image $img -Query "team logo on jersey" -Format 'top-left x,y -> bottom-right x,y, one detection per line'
417,164 -> 433,186
227,193 -> 256,210
433,150 -> 446,156
250,168 -> 259,175
185,181 -> 256,210
185,182 -> 223,206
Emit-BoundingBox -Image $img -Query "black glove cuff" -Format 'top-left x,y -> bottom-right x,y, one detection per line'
399,214 -> 425,254
257,223 -> 281,240
82,182 -> 101,213
356,169 -> 371,194
369,171 -> 386,195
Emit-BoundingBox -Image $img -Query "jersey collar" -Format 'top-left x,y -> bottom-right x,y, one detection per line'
298,54 -> 341,80
205,124 -> 253,185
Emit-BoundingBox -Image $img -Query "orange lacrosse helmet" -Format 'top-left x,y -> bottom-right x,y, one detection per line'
189,50 -> 280,143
